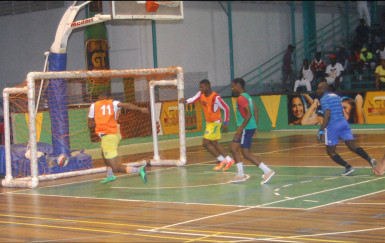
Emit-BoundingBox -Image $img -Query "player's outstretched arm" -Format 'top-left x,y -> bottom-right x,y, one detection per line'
118,102 -> 149,114
88,118 -> 96,129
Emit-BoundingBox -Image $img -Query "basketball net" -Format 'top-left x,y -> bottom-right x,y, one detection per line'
155,1 -> 181,7
146,1 -> 180,12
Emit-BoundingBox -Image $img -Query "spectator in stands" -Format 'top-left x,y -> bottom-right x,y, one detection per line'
336,46 -> 349,71
293,58 -> 315,92
281,44 -> 296,92
355,18 -> 370,47
325,54 -> 344,90
357,1 -> 371,27
349,44 -> 363,74
375,42 -> 385,65
360,47 -> 376,72
375,58 -> 385,90
368,31 -> 382,53
311,52 -> 326,81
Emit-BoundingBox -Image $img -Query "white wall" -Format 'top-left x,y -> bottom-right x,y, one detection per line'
0,1 -> 344,96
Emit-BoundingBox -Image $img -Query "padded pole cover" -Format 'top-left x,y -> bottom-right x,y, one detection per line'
47,53 -> 71,157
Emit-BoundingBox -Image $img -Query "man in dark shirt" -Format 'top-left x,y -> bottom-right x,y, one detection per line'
355,18 -> 370,47
281,44 -> 296,92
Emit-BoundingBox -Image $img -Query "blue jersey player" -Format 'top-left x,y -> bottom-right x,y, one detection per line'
316,81 -> 377,175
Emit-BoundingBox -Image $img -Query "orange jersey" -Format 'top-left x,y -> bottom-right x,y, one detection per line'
94,99 -> 119,135
200,91 -> 222,123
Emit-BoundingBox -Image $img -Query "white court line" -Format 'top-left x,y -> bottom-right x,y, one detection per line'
262,226 -> 385,241
308,188 -> 385,210
138,229 -> 301,243
138,229 -> 257,241
149,177 -> 385,231
303,200 -> 318,203
347,202 -> 385,205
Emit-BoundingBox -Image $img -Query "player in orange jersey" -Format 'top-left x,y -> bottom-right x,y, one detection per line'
88,90 -> 149,184
179,79 -> 235,171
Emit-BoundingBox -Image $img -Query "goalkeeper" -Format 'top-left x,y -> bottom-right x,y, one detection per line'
179,79 -> 235,171
88,90 -> 148,184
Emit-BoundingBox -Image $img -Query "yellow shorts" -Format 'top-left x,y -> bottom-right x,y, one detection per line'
101,134 -> 121,159
203,122 -> 221,141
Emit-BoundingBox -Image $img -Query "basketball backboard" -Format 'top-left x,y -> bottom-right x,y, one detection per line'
110,1 -> 183,20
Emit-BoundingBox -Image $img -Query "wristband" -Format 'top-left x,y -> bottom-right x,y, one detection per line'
318,130 -> 324,135
223,122 -> 229,125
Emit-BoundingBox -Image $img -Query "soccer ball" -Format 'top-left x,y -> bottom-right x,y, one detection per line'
57,154 -> 69,167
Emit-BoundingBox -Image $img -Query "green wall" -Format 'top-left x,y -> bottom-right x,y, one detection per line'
12,95 -> 385,151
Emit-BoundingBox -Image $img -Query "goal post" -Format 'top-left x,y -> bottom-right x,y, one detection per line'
2,67 -> 186,188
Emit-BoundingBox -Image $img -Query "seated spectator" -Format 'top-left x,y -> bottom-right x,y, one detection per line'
336,45 -> 349,71
368,31 -> 382,53
349,44 -> 363,74
375,42 -> 385,65
359,47 -> 376,72
293,58 -> 315,92
325,54 -> 344,90
375,59 -> 385,90
355,18 -> 370,47
311,52 -> 326,80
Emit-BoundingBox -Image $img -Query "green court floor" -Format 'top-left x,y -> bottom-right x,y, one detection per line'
20,164 -> 385,209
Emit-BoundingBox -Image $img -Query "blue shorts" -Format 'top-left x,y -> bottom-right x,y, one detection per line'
325,120 -> 354,146
232,129 -> 256,149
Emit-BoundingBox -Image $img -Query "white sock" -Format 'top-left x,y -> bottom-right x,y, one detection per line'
106,168 -> 114,177
130,167 -> 139,173
225,156 -> 232,162
217,155 -> 225,162
259,162 -> 271,174
236,162 -> 244,176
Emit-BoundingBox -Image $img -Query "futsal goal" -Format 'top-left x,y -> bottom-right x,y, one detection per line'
2,67 -> 186,188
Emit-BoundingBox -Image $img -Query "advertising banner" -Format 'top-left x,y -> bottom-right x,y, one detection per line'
287,91 -> 368,126
160,101 -> 203,135
363,91 -> 385,124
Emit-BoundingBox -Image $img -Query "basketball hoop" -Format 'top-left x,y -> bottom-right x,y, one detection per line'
145,1 -> 159,12
145,1 -> 180,12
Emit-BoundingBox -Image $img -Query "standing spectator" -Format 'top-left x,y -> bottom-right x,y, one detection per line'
349,44 -> 363,74
357,1 -> 371,27
375,42 -> 385,65
325,54 -> 345,90
360,47 -> 376,72
311,52 -> 326,81
293,58 -> 315,92
368,31 -> 382,53
355,18 -> 370,47
336,46 -> 350,71
281,44 -> 296,92
375,59 -> 385,90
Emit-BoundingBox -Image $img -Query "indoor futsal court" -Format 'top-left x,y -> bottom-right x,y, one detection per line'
1,1 -> 385,242
1,130 -> 384,242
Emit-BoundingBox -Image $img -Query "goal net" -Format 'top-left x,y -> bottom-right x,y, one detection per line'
2,67 -> 186,188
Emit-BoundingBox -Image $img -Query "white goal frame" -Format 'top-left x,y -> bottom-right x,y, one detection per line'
2,67 -> 186,188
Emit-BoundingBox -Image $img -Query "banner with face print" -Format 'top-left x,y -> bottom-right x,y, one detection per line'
287,92 -> 367,126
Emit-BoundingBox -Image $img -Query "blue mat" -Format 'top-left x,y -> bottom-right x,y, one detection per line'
0,143 -> 92,177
